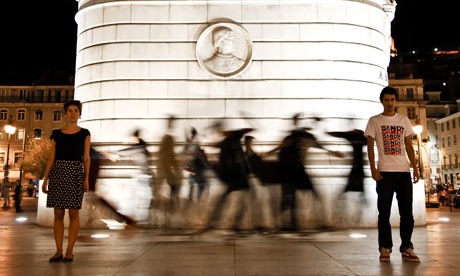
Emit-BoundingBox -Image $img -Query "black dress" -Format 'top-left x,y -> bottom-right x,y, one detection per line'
47,128 -> 90,209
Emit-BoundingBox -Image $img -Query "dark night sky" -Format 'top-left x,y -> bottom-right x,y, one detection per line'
0,0 -> 458,84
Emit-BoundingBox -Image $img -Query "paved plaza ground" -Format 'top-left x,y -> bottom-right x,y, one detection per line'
1,197 -> 459,276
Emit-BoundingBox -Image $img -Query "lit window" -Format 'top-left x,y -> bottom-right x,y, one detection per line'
407,107 -> 416,120
14,152 -> 23,165
33,129 -> 42,139
0,109 -> 8,120
406,88 -> 414,100
0,152 -> 4,164
53,111 -> 61,122
17,109 -> 25,121
15,128 -> 25,140
35,110 -> 43,120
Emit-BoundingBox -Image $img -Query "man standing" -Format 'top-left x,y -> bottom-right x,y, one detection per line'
364,86 -> 420,262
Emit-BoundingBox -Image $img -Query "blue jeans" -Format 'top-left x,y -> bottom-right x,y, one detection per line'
376,172 -> 414,253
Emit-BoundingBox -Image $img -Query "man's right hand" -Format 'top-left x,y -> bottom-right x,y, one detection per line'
371,168 -> 383,181
42,178 -> 48,194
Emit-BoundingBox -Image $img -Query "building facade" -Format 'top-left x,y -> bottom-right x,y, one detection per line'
437,103 -> 460,188
0,85 -> 74,182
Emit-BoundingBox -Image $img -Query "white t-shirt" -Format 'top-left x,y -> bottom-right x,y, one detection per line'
364,113 -> 415,172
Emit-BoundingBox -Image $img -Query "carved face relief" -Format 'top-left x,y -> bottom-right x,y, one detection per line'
196,22 -> 253,78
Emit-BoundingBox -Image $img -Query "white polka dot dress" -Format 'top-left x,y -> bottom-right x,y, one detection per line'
47,160 -> 85,209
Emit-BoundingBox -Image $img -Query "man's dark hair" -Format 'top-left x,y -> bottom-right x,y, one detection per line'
64,100 -> 82,113
379,86 -> 397,103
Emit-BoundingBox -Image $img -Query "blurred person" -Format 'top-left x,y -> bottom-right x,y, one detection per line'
13,180 -> 23,212
204,125 -> 253,232
439,187 -> 447,206
269,114 -> 342,231
115,129 -> 154,223
2,179 -> 12,209
182,127 -> 209,202
42,100 -> 90,263
155,116 -> 182,225
365,86 -> 420,262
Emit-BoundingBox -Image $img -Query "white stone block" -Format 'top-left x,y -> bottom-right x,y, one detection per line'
280,42 -> 319,60
150,24 -> 189,41
76,66 -> 91,86
226,99 -> 264,117
148,99 -> 188,117
130,43 -> 169,60
79,82 -> 101,102
102,43 -> 130,60
103,4 -> 131,24
300,24 -> 334,41
77,29 -> 93,51
207,3 -> 242,22
207,81 -> 244,98
170,3 -> 207,23
99,119 -> 135,142
114,99 -> 149,118
253,42 -> 281,60
80,121 -> 101,142
99,62 -> 116,80
345,4 -> 370,26
243,80 -> 282,97
100,81 -> 129,99
188,100 -> 225,117
149,61 -> 188,79
317,3 -> 348,23
188,24 -> 208,41
261,24 -> 300,41
168,81 -> 209,98
76,52 -> 84,69
128,80 -> 168,97
82,45 -> 103,65
84,6 -> 103,29
281,80 -> 321,98
280,3 -> 318,22
168,43 -> 195,60
242,3 -> 280,22
116,25 -> 150,42
239,61 -> 262,79
131,4 -> 169,23
115,61 -> 149,79
187,62 -> 211,80
92,25 -> 116,45
89,100 -> 115,118
262,99 -> 304,117
242,24 -> 262,41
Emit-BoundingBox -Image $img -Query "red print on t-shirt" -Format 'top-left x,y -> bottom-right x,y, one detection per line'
381,125 -> 404,155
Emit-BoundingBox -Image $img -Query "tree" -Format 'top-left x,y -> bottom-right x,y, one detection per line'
21,138 -> 52,179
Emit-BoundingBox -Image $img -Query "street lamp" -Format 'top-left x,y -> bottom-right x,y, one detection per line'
412,125 -> 423,179
4,125 -> 17,184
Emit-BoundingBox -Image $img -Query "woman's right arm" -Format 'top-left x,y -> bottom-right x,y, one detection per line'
41,140 -> 56,194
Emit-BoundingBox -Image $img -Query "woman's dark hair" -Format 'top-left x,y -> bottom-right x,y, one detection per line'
379,86 -> 397,103
64,100 -> 82,113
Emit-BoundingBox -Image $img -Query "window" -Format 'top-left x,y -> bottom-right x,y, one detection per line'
19,89 -> 26,101
53,111 -> 61,122
448,136 -> 451,147
17,109 -> 25,121
0,131 -> 5,140
436,135 -> 439,144
0,109 -> 8,120
0,152 -> 4,164
15,128 -> 25,140
36,89 -> 44,102
55,90 -> 62,102
441,123 -> 444,132
442,138 -> 445,148
33,129 -> 42,139
406,88 -> 414,100
14,152 -> 23,165
435,123 -> 438,130
455,135 -> 457,146
395,88 -> 400,100
453,119 -> 457,129
35,110 -> 43,120
407,107 -> 416,120
447,121 -> 450,130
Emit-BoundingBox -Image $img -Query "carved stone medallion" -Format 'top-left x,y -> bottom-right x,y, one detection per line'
196,22 -> 253,78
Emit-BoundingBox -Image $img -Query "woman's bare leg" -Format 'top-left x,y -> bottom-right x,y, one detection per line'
65,209 -> 80,258
52,208 -> 65,257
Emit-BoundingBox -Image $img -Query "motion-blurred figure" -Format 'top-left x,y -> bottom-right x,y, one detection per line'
116,129 -> 153,223
270,114 -> 342,230
155,116 -> 181,225
183,127 -> 209,202
206,125 -> 253,232
2,179 -> 12,209
13,180 -> 23,212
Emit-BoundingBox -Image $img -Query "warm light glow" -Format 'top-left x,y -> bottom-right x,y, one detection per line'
349,233 -> 367,239
91,234 -> 110,238
438,217 -> 450,222
413,125 -> 423,135
4,125 -> 16,135
434,48 -> 439,52
15,217 -> 28,222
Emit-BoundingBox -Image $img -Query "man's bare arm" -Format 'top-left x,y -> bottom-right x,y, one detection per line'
405,135 -> 419,183
367,136 -> 383,181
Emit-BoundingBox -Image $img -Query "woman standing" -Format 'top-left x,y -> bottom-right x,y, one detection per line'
42,100 -> 90,263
